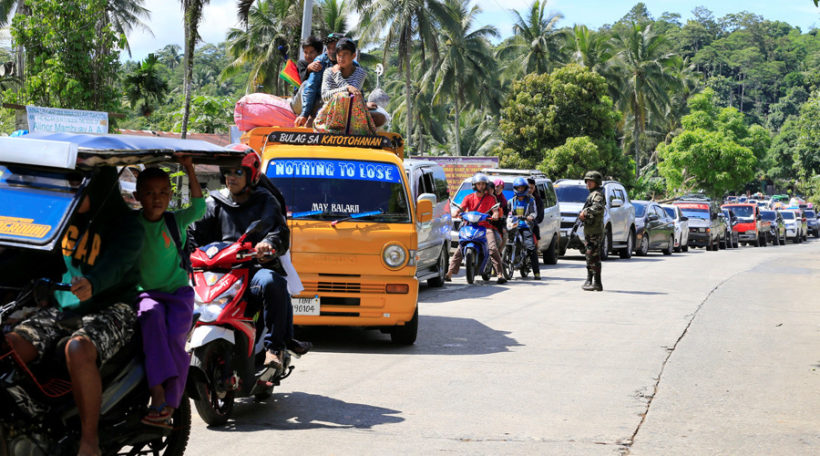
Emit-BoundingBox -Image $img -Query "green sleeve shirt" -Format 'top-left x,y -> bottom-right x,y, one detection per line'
137,197 -> 206,293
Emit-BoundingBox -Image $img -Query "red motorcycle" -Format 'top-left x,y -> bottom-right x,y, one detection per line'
186,226 -> 292,426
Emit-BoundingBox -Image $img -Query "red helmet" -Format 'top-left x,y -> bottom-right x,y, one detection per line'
240,151 -> 262,185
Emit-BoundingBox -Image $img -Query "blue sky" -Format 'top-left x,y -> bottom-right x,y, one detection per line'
125,0 -> 820,61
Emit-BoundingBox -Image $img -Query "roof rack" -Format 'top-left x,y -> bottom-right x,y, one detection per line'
480,168 -> 547,178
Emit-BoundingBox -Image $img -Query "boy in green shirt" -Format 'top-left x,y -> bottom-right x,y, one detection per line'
134,157 -> 204,428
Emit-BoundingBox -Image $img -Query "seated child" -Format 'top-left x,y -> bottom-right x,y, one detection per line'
315,38 -> 376,135
134,157 -> 205,428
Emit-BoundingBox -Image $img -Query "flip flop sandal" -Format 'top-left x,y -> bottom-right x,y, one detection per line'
141,416 -> 173,430
142,403 -> 173,422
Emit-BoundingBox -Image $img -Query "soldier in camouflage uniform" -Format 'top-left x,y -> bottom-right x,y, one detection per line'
579,171 -> 605,291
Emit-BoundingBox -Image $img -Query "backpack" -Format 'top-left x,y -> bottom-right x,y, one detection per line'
162,212 -> 192,274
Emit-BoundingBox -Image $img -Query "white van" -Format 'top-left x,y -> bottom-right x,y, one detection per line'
404,159 -> 452,286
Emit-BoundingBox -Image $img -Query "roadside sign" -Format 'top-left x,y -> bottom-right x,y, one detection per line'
26,105 -> 109,134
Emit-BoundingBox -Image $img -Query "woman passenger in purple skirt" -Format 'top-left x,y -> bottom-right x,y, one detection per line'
133,157 -> 204,428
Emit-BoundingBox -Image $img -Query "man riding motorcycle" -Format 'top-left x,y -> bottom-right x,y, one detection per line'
508,177 -> 541,280
3,167 -> 144,456
445,173 -> 506,284
190,152 -> 311,369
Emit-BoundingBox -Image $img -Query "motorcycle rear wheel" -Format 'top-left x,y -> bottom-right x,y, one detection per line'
193,342 -> 235,427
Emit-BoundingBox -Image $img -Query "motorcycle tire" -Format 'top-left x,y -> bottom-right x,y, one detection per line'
116,394 -> 191,456
501,246 -> 514,280
193,341 -> 235,426
465,248 -> 476,284
481,260 -> 491,281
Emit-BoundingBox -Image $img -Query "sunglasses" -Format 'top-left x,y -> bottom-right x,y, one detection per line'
221,168 -> 245,177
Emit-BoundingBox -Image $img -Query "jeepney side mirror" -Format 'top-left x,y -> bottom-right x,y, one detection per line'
680,216 -> 689,222
417,197 -> 434,223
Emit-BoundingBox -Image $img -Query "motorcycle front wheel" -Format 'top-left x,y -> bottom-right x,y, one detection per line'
193,341 -> 235,426
501,246 -> 514,280
465,248 -> 476,284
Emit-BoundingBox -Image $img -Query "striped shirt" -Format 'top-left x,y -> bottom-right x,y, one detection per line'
321,65 -> 367,102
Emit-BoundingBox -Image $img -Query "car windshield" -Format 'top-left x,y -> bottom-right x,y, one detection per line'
679,208 -> 709,220
555,184 -> 588,203
663,207 -> 676,219
633,202 -> 647,217
806,210 -> 816,218
267,158 -> 410,223
725,205 -> 755,217
0,165 -> 83,245
760,211 -> 776,221
781,211 -> 795,220
453,182 -> 472,205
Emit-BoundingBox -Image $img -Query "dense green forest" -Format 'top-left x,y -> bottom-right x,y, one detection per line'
1,0 -> 819,202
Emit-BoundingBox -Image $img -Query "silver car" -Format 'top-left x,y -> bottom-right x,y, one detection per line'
661,204 -> 690,252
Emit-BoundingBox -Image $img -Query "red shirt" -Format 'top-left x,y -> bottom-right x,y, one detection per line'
462,192 -> 500,231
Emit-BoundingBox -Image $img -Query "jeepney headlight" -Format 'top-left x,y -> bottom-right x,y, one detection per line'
383,244 -> 407,269
194,277 -> 243,323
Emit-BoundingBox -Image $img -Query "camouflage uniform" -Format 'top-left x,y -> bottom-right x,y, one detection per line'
581,171 -> 606,291
14,303 -> 136,364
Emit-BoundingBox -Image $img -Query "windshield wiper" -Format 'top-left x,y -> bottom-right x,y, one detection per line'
330,210 -> 383,227
292,209 -> 330,219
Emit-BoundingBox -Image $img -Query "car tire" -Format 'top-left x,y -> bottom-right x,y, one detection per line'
779,235 -> 786,246
543,234 -> 559,265
427,247 -> 449,288
719,237 -> 726,249
600,229 -> 611,261
391,306 -> 418,345
662,236 -> 673,256
636,234 -> 648,256
619,230 -> 634,259
682,243 -> 689,252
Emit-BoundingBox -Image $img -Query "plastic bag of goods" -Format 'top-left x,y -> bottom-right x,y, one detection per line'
234,93 -> 297,131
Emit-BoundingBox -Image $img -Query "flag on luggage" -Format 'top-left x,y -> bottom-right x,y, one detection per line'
279,60 -> 301,88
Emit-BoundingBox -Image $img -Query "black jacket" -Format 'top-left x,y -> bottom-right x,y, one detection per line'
190,187 -> 290,259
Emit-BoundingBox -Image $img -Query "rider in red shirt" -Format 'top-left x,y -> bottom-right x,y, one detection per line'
445,173 -> 506,284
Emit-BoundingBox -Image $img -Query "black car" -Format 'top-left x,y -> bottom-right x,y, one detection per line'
760,210 -> 786,245
632,201 -> 675,256
721,208 -> 740,248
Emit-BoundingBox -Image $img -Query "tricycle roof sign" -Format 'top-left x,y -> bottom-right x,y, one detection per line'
0,132 -> 244,169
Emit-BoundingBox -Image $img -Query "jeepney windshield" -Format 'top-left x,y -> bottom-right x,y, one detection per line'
267,158 -> 411,223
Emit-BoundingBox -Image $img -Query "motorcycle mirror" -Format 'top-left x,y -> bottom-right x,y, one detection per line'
490,203 -> 501,210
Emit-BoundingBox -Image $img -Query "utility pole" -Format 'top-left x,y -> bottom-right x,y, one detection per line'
299,0 -> 314,60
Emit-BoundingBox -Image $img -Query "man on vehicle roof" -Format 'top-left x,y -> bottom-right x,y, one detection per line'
190,152 -> 311,370
579,171 -> 605,291
294,32 -> 356,128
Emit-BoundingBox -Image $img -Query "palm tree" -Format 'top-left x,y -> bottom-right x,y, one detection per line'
157,44 -> 183,70
1,0 -> 26,80
179,0 -> 210,139
124,53 -> 169,116
434,110 -> 500,156
612,23 -> 682,177
358,0 -> 454,151
316,0 -> 349,36
570,25 -> 613,72
222,0 -> 295,95
106,0 -> 152,57
495,0 -> 566,76
426,0 -> 497,156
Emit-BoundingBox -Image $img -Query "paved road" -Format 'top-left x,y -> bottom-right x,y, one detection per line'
186,239 -> 820,455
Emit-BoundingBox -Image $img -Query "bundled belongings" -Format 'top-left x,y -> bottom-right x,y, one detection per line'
234,93 -> 298,131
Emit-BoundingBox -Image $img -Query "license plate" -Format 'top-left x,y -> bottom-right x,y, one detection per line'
293,295 -> 320,316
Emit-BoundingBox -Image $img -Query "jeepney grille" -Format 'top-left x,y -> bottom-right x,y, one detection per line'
303,281 -> 384,294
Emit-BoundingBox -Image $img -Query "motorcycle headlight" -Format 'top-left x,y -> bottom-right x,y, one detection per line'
194,277 -> 243,323
382,244 -> 407,269
463,212 -> 482,224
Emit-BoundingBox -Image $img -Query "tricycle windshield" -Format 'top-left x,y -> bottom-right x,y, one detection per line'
0,165 -> 84,248
267,158 -> 411,223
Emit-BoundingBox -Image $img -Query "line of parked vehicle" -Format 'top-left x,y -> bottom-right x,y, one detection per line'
413,167 -> 820,283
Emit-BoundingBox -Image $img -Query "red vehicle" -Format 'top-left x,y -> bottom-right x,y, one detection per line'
721,203 -> 770,247
186,223 -> 293,426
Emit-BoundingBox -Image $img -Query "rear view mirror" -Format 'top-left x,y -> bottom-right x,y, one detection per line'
417,192 -> 437,206
680,216 -> 688,222
417,199 -> 433,223
647,214 -> 659,222
610,199 -> 623,208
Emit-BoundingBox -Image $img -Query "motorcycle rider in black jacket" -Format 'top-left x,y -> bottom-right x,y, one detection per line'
190,152 -> 311,369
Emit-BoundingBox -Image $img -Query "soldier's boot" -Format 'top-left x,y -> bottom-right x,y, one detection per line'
582,270 -> 595,291
592,271 -> 603,291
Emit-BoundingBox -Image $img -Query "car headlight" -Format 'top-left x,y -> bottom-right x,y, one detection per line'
194,277 -> 243,323
383,244 -> 408,269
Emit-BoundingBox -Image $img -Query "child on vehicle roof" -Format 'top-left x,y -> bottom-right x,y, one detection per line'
133,157 -> 204,429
